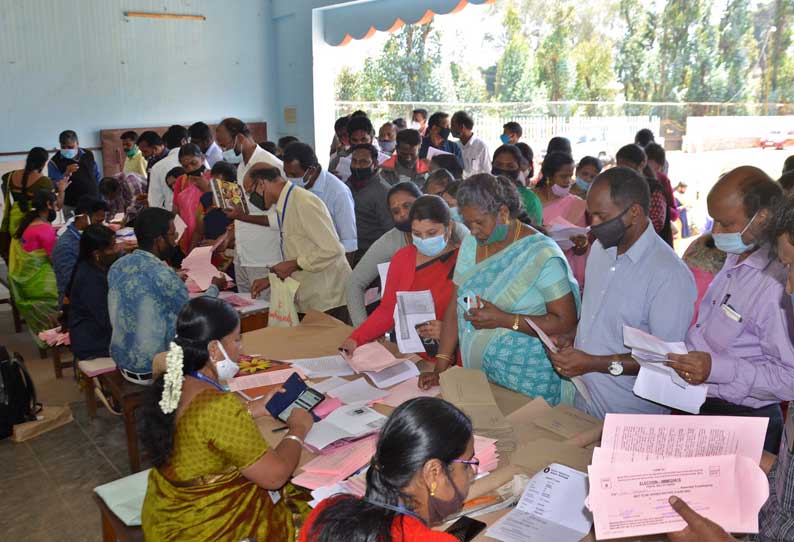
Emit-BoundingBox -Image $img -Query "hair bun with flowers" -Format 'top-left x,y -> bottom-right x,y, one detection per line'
160,341 -> 185,414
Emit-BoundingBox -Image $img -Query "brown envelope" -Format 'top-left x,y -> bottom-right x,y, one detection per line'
241,310 -> 354,360
511,438 -> 593,475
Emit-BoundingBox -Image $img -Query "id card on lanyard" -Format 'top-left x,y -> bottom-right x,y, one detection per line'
276,184 -> 295,260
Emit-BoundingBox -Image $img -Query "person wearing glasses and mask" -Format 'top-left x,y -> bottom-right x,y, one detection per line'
419,175 -> 579,405
282,142 -> 357,260
301,397 -> 476,542
547,167 -> 696,418
666,167 -> 794,454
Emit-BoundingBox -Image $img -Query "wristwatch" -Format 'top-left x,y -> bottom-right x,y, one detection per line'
608,360 -> 624,376
511,314 -> 520,331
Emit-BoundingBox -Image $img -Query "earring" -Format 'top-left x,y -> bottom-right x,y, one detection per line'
430,482 -> 437,497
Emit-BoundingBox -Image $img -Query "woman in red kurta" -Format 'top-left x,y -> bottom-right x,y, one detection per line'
341,195 -> 459,359
300,397 -> 476,542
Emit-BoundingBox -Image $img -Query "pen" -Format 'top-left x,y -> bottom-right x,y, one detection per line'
272,426 -> 289,433
721,293 -> 731,305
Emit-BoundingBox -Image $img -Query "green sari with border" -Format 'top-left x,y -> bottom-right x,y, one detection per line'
454,231 -> 581,405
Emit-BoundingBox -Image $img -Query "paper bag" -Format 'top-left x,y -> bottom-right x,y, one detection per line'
267,273 -> 299,327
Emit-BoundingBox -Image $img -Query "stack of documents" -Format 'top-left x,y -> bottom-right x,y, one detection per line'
377,376 -> 440,408
343,342 -> 407,373
293,434 -> 377,490
304,404 -> 387,451
587,413 -> 770,540
486,463 -> 592,542
327,378 -> 390,405
308,472 -> 367,508
288,355 -> 356,378
623,325 -> 707,414
474,435 -> 500,474
364,361 -> 419,389
394,290 -> 436,354
439,367 -> 513,440
546,217 -> 588,251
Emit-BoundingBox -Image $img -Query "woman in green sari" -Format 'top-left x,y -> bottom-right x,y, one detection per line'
141,297 -> 313,542
419,174 -> 580,405
1,148 -> 67,346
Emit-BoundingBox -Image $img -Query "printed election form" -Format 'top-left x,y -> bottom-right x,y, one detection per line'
394,290 -> 435,353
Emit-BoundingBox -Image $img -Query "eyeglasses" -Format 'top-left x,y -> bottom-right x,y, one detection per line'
451,457 -> 480,476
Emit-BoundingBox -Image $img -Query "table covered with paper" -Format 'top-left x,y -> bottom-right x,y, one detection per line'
236,312 -> 770,542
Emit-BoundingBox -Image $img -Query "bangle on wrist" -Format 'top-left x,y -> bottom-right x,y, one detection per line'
283,434 -> 304,447
436,353 -> 452,362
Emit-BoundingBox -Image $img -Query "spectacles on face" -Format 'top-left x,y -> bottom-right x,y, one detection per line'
451,457 -> 480,476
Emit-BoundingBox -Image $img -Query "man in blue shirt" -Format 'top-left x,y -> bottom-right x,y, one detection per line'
48,130 -> 101,218
418,111 -> 463,161
51,196 -> 109,305
108,208 -> 224,384
282,142 -> 358,258
548,167 -> 697,418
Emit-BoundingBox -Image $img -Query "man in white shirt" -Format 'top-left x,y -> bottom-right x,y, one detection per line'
147,125 -> 190,209
282,142 -> 358,258
216,117 -> 283,295
451,111 -> 491,177
189,121 -> 224,167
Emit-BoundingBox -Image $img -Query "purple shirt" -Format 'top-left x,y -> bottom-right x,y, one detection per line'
686,246 -> 794,409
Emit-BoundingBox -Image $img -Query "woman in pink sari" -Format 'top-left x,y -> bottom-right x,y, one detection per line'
173,144 -> 212,255
535,151 -> 589,290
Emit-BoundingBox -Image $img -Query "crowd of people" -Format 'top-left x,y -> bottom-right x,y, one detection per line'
4,109 -> 794,542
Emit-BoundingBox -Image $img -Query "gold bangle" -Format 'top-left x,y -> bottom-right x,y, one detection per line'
436,354 -> 452,362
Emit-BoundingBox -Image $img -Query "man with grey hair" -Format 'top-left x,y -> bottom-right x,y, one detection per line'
548,167 -> 697,418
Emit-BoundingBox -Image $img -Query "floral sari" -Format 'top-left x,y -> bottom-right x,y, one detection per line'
142,390 -> 310,542
454,232 -> 580,405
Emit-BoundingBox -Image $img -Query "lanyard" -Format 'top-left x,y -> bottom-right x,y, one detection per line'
189,371 -> 226,392
276,183 -> 295,260
363,499 -> 427,526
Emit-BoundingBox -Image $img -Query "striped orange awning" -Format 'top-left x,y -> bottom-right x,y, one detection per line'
322,0 -> 497,47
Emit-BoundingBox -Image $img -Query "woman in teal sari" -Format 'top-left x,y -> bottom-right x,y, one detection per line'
419,174 -> 580,405
1,148 -> 67,347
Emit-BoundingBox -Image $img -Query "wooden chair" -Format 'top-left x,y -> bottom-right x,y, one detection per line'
50,344 -> 73,378
93,494 -> 143,542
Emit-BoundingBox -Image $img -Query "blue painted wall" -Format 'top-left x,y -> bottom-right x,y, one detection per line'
0,0 -> 278,164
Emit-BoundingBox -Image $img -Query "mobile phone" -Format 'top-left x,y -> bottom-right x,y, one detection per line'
444,516 -> 486,542
277,387 -> 325,422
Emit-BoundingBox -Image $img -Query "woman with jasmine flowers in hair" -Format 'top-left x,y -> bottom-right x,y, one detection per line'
140,297 -> 313,542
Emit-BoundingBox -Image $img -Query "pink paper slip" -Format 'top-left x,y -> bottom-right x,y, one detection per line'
588,454 -> 768,539
224,294 -> 255,308
377,376 -> 439,408
181,246 -> 231,291
228,368 -> 306,392
292,470 -> 346,490
344,342 -> 406,373
301,434 -> 377,476
313,397 -> 343,419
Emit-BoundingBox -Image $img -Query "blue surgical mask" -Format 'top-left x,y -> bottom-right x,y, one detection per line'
61,148 -> 77,160
575,177 -> 590,193
449,206 -> 462,222
712,212 -> 758,254
287,176 -> 305,188
500,134 -> 511,145
380,141 -> 396,154
413,233 -> 447,257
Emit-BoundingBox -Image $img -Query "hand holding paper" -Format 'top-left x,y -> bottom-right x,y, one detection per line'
181,246 -> 232,291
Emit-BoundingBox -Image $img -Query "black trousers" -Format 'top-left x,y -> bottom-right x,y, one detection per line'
697,397 -> 783,454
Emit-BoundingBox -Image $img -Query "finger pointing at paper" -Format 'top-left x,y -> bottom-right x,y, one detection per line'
666,496 -> 737,542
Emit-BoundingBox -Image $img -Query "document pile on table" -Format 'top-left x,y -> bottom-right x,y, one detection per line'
587,413 -> 770,540
486,463 -> 592,542
623,325 -> 707,414
440,367 -> 513,440
292,434 -> 377,490
304,403 -> 387,451
474,435 -> 500,475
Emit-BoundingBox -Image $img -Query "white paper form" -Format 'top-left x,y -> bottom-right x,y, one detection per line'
486,463 -> 592,542
377,262 -> 390,293
546,217 -> 588,251
336,156 -> 352,182
600,413 -> 768,465
395,290 -> 435,354
524,317 -> 593,407
288,355 -> 356,378
633,360 -> 707,414
426,146 -> 452,160
623,324 -> 689,389
310,376 -> 349,394
364,361 -> 420,389
305,404 -> 387,450
327,377 -> 390,405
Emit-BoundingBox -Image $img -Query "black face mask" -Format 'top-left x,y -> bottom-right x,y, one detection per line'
249,190 -> 267,211
186,165 -> 206,177
350,167 -> 374,182
492,168 -> 519,181
395,219 -> 412,233
46,210 -> 57,223
591,207 -> 631,249
438,127 -> 451,141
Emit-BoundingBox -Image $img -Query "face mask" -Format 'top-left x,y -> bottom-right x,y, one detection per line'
712,212 -> 759,254
222,137 -> 242,164
46,210 -> 57,223
61,148 -> 77,160
428,471 -> 467,525
492,168 -> 519,181
438,127 -> 451,141
395,219 -> 412,233
249,186 -> 267,211
350,167 -> 374,182
449,206 -> 462,222
410,121 -> 422,131
500,134 -> 511,145
477,219 -> 509,246
591,207 -> 631,249
551,183 -> 571,197
213,341 -> 239,382
413,233 -> 447,257
380,141 -> 396,154
575,177 -> 590,193
125,146 -> 137,158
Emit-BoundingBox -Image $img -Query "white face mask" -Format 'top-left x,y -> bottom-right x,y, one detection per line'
410,121 -> 422,131
213,341 -> 239,382
222,136 -> 242,164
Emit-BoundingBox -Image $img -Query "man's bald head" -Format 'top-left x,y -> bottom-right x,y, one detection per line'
245,162 -> 282,192
709,166 -> 780,220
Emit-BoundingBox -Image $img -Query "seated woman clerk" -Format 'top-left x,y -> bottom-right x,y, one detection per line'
418,174 -> 580,406
301,397 -> 477,542
62,224 -> 120,361
141,297 -> 313,542
340,195 -> 458,359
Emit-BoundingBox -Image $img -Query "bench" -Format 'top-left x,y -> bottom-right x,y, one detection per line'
93,494 -> 144,542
